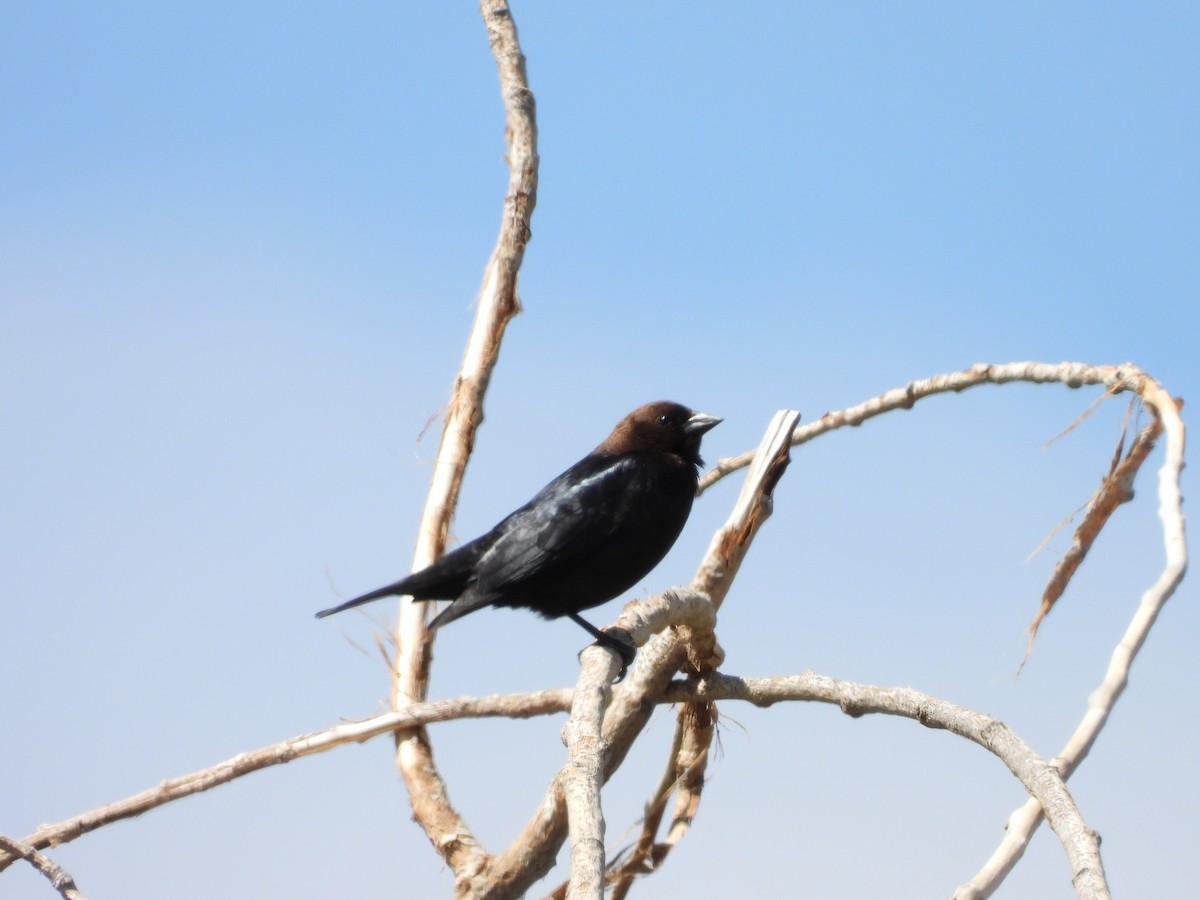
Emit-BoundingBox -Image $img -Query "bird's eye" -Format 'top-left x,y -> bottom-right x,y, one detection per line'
658,414 -> 673,428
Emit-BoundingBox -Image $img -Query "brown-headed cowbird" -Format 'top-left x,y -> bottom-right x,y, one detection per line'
316,401 -> 721,665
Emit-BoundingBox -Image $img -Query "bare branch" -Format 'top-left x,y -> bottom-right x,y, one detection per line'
0,835 -> 89,900
524,412 -> 801,899
6,368 -> 1179,900
562,645 -> 620,899
693,409 -> 801,609
954,378 -> 1186,899
556,581 -> 724,898
697,363 -> 1181,898
3,661 -> 1118,897
0,594 -> 709,884
389,0 -> 539,882
0,691 -> 570,871
699,361 -> 1152,494
662,674 -> 1110,900
604,724 -> 686,900
603,409 -> 801,896
483,590 -> 715,899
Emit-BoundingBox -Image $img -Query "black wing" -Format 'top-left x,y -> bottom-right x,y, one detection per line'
470,451 -> 694,615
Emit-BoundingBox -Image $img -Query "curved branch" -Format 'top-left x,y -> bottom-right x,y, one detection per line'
6,366 -> 1178,900
954,375 -> 1186,899
699,361 -> 1151,494
662,674 -> 1110,900
389,0 -> 539,882
2,664 -> 1115,897
696,362 -> 1183,898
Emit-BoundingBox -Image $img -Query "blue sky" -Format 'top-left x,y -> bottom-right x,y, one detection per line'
2,3 -> 1196,897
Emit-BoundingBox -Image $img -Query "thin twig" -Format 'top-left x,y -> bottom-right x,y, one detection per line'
1026,414 -> 1161,647
0,691 -> 571,871
0,835 -> 89,900
699,361 -> 1149,494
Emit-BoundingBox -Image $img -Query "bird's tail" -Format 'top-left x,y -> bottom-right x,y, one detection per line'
315,539 -> 484,620
314,580 -> 412,619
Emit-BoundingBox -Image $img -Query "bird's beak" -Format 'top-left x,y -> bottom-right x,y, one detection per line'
684,411 -> 723,436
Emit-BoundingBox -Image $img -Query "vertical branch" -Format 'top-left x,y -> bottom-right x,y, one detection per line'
691,409 -> 802,607
607,410 -> 801,894
562,646 -> 620,899
532,412 -> 802,899
391,0 -> 538,878
482,592 -> 714,899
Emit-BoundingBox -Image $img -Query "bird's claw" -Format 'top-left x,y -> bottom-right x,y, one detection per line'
586,627 -> 637,682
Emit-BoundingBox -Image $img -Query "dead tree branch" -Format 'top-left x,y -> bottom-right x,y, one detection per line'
560,589 -> 720,899
953,374 -> 1186,899
508,412 -> 800,900
661,674 -> 1110,900
562,647 -> 621,899
0,834 -> 88,900
1028,412 -> 1162,643
0,691 -> 570,872
4,366 -> 1180,900
604,409 -> 801,897
701,361 -> 1154,494
388,0 -> 539,884
482,589 -> 716,899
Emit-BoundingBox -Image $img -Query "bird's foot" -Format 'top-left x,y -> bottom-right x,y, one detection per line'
588,627 -> 637,682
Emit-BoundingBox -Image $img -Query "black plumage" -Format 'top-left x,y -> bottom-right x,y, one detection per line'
316,401 -> 721,660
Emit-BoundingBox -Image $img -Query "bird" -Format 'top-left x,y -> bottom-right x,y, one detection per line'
316,401 -> 721,667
